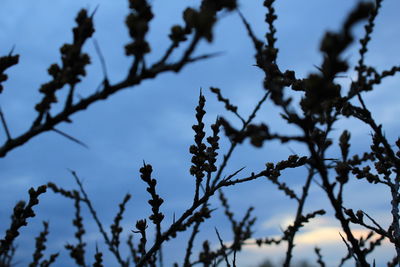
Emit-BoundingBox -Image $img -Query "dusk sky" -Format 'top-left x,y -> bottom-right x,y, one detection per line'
1,0 -> 400,266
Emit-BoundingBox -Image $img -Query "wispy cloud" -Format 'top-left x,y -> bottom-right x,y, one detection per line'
240,215 -> 393,266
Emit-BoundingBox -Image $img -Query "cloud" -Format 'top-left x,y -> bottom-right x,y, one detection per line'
261,213 -> 295,231
238,214 -> 393,266
260,213 -> 387,244
295,227 -> 373,245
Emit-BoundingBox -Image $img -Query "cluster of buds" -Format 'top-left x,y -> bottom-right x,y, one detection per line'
30,221 -> 51,266
190,93 -> 207,184
0,185 -> 47,253
344,208 -> 365,224
93,246 -> 103,267
205,118 -> 221,174
139,163 -> 164,226
0,52 -> 19,94
110,194 -> 131,248
65,190 -> 86,267
47,182 -> 81,200
166,206 -> 213,242
168,25 -> 188,43
283,209 -> 326,240
133,219 -> 148,258
182,0 -> 237,42
351,165 -> 380,184
335,131 -> 352,184
198,241 -> 214,265
125,0 -> 153,56
35,9 -> 94,116
263,0 -> 278,63
263,155 -> 308,200
167,1 -> 237,57
300,74 -> 342,121
210,87 -> 238,114
275,155 -> 308,170
298,3 -> 373,123
185,206 -> 212,227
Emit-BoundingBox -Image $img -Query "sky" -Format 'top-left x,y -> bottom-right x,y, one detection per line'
1,0 -> 400,266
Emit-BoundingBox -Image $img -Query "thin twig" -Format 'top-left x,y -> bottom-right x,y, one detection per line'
52,128 -> 88,148
93,38 -> 108,80
70,170 -> 128,267
215,228 -> 230,267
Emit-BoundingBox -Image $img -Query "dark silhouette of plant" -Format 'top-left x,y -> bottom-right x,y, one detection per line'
1,0 -> 399,266
0,0 -> 235,158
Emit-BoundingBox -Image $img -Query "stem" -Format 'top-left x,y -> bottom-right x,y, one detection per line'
283,169 -> 315,267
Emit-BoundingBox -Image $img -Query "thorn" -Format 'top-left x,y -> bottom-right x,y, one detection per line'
52,128 -> 89,149
224,166 -> 246,181
9,45 -> 16,56
93,38 -> 108,81
313,64 -> 324,73
91,5 -> 100,18
187,51 -> 225,63
0,106 -> 12,140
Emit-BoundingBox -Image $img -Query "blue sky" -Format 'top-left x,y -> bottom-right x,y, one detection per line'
1,0 -> 400,266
